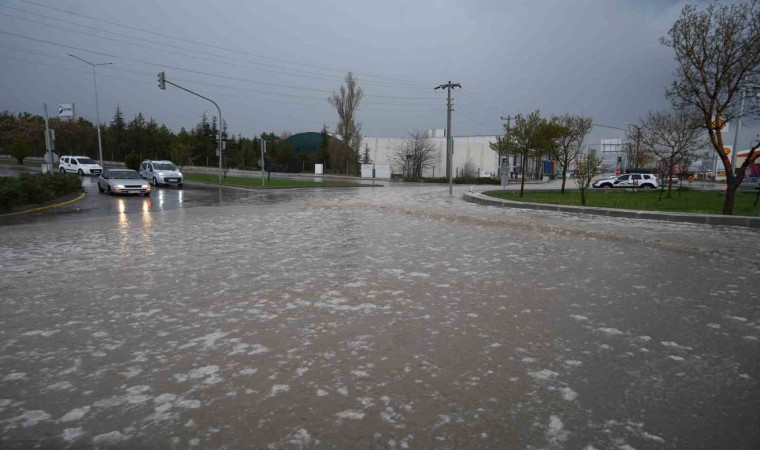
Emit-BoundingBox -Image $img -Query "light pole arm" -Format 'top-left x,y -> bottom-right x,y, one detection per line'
164,79 -> 223,186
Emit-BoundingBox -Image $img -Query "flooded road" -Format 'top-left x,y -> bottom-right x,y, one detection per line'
1,184 -> 758,449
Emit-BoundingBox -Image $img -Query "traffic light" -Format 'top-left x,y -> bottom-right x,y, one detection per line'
157,71 -> 165,90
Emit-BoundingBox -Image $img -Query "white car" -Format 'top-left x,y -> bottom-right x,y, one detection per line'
593,173 -> 658,189
139,160 -> 183,187
58,155 -> 103,176
97,169 -> 151,196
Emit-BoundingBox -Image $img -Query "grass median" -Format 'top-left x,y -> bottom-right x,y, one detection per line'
487,189 -> 760,216
185,173 -> 364,189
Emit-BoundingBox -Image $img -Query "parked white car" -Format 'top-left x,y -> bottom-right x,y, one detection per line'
139,160 -> 183,187
592,173 -> 658,189
58,155 -> 103,176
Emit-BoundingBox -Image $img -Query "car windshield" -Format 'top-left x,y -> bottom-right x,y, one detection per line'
77,158 -> 97,165
154,163 -> 178,171
110,171 -> 141,179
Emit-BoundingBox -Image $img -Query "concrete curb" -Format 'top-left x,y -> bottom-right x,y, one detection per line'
463,191 -> 760,229
0,192 -> 86,217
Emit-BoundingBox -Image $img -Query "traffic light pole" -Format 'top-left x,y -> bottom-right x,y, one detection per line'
158,72 -> 223,186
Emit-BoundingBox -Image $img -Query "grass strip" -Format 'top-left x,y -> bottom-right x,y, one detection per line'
185,173 -> 363,188
487,189 -> 760,216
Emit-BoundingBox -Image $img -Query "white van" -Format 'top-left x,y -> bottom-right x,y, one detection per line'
139,160 -> 183,187
58,156 -> 103,176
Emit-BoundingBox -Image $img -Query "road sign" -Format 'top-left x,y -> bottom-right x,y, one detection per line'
58,104 -> 75,118
43,152 -> 59,163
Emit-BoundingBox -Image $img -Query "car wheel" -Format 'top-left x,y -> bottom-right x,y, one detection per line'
177,183 -> 183,188
644,184 -> 656,189
59,167 -> 65,174
107,185 -> 113,195
98,184 -> 104,193
144,192 -> 151,197
153,177 -> 159,187
600,183 -> 612,188
78,169 -> 84,176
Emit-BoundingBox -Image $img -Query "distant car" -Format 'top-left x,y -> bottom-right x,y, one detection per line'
139,160 -> 183,187
739,176 -> 759,191
58,155 -> 103,176
593,173 -> 658,189
97,169 -> 151,196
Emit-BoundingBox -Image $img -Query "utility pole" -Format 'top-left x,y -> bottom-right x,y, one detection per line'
435,81 -> 461,196
158,71 -> 224,186
260,139 -> 266,188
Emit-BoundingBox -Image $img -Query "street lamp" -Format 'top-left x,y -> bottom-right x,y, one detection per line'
69,54 -> 112,168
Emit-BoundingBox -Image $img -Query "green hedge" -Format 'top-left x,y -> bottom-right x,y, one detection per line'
419,176 -> 501,185
0,173 -> 82,211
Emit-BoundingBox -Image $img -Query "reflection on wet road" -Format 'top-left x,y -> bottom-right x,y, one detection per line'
0,175 -> 362,225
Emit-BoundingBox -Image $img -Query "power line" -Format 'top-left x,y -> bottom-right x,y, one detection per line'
0,9 -> 435,91
11,0 -> 434,87
0,43 -> 437,108
0,30 -> 442,103
456,109 -> 498,134
593,123 -> 628,131
459,88 -> 505,116
0,54 -> 435,113
455,97 -> 502,131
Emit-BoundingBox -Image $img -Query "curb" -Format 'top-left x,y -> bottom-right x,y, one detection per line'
0,192 -> 86,217
463,192 -> 760,229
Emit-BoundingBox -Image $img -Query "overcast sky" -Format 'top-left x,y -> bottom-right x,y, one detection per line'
0,0 -> 757,148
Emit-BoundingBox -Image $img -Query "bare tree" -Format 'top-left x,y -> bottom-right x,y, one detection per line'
461,158 -> 477,178
499,111 -> 551,197
550,114 -> 593,193
328,72 -> 364,174
661,1 -> 760,214
575,148 -> 603,206
392,130 -> 440,179
638,110 -> 704,199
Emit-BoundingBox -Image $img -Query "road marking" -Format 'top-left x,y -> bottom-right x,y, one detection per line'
0,193 -> 86,217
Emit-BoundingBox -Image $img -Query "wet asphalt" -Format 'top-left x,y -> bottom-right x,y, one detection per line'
0,171 -> 758,449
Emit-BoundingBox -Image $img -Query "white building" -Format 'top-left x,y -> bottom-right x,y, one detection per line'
363,130 -> 502,177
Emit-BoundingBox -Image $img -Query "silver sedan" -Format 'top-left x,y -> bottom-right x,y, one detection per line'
97,169 -> 152,196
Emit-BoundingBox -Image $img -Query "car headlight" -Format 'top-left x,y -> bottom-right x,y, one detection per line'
142,184 -> 149,189
116,184 -> 125,189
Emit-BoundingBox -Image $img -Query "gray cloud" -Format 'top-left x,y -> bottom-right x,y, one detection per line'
0,0 -> 756,148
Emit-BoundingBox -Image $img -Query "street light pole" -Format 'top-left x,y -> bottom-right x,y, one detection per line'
69,54 -> 112,168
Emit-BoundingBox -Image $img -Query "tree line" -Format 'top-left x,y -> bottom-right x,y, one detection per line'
0,107 -> 355,174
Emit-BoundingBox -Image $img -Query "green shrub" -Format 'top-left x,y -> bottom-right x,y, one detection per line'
124,151 -> 141,171
0,173 -> 81,211
9,141 -> 31,164
419,176 -> 501,185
